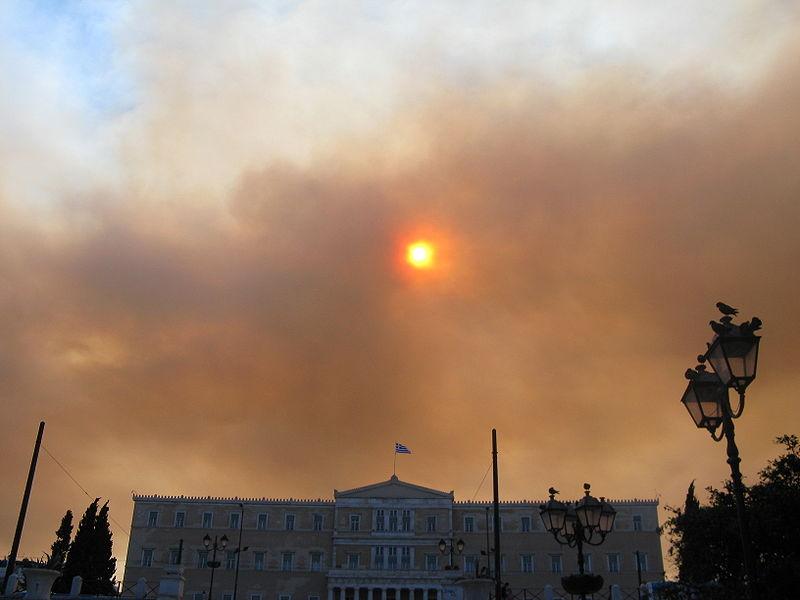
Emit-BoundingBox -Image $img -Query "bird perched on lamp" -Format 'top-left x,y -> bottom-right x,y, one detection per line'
716,302 -> 739,316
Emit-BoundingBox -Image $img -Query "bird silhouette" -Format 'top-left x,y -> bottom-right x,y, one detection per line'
710,320 -> 729,335
697,354 -> 706,363
685,368 -> 697,379
716,302 -> 739,316
548,487 -> 559,496
751,316 -> 762,331
720,315 -> 733,324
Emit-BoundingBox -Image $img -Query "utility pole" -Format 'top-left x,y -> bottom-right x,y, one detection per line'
3,421 -> 45,594
492,429 -> 502,600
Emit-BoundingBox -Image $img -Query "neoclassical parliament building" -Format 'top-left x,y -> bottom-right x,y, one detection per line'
122,476 -> 663,600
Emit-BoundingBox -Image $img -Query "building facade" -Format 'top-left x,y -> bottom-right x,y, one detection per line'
123,476 -> 663,600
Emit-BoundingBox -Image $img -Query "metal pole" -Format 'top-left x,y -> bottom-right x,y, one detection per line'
721,394 -> 757,600
208,538 -> 218,600
491,429 -> 502,600
233,504 -> 245,600
485,507 -> 492,579
2,421 -> 45,594
635,550 -> 642,600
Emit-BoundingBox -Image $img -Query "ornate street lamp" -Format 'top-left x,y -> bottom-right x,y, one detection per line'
203,534 -> 228,600
680,304 -> 762,599
438,537 -> 465,570
540,484 -> 616,600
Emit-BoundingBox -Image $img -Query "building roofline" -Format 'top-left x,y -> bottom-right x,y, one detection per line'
131,493 -> 658,506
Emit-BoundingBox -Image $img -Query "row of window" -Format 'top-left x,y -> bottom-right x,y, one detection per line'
147,510 -> 645,533
147,511 -> 322,531
189,592 -> 314,600
140,547 -> 648,574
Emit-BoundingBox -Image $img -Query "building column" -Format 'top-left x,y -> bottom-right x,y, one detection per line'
367,588 -> 373,600
339,587 -> 346,600
327,588 -> 334,600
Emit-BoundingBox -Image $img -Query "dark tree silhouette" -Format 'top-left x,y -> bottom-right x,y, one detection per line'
90,501 -> 117,595
63,498 -> 99,591
663,435 -> 800,599
50,510 -> 73,592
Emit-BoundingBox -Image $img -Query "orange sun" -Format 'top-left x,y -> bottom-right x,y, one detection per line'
406,240 -> 435,269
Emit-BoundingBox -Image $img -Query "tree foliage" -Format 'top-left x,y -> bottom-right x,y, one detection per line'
61,498 -> 117,595
663,435 -> 800,599
50,510 -> 73,592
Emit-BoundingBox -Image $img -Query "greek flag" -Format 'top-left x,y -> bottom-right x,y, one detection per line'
395,442 -> 412,454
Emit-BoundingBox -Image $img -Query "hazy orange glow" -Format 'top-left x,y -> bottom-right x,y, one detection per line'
406,241 -> 435,269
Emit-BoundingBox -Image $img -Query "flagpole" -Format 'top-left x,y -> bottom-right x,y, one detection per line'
393,444 -> 397,476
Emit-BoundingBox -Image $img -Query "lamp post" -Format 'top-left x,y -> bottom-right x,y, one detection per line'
203,534 -> 228,600
540,484 -> 616,600
438,538 -> 465,570
680,305 -> 762,599
232,503 -> 249,600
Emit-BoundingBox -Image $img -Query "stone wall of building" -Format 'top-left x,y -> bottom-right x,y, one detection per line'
122,477 -> 663,600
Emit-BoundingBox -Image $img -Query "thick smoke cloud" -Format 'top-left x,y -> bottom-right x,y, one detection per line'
1,1 -> 799,576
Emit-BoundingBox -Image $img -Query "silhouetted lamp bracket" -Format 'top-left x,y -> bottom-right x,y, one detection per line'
438,537 -> 465,570
540,484 -> 616,547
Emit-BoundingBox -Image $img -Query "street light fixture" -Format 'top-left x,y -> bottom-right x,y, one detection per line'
202,534 -> 228,600
438,537 -> 465,570
540,484 -> 616,600
680,306 -> 762,599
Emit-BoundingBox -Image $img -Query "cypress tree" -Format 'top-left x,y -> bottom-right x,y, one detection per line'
63,498 -> 99,592
90,501 -> 117,595
50,510 -> 73,592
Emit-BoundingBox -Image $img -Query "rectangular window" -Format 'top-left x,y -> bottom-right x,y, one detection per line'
426,516 -> 436,533
193,593 -> 204,600
521,516 -> 531,532
174,511 -> 185,528
285,514 -> 295,531
310,552 -> 322,571
425,554 -> 438,571
141,548 -> 153,567
281,552 -> 294,571
254,552 -> 265,571
374,547 -> 385,570
635,552 -> 648,572
401,510 -> 411,532
203,512 -> 213,529
633,515 -> 642,532
226,551 -> 236,570
169,549 -> 180,566
197,550 -> 209,569
347,553 -> 359,569
251,595 -> 262,600
313,514 -> 323,531
388,510 -> 398,532
607,553 -> 621,573
464,517 -> 474,533
387,547 -> 398,570
521,554 -> 533,573
230,513 -> 240,530
375,509 -> 385,532
223,594 -> 233,600
501,554 -> 507,573
309,596 -> 320,600
550,554 -> 562,574
279,595 -> 291,600
257,513 -> 268,530
585,554 -> 593,573
465,555 -> 477,575
401,547 -> 411,570
147,511 -> 159,528
350,515 -> 360,532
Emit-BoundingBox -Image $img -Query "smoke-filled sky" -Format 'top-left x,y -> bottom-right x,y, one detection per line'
2,0 -> 800,577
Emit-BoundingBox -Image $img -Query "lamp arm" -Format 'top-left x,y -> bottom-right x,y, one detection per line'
584,530 -> 608,546
710,426 -> 725,442
729,391 -> 745,419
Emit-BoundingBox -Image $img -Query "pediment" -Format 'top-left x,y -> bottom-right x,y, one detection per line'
335,475 -> 453,499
